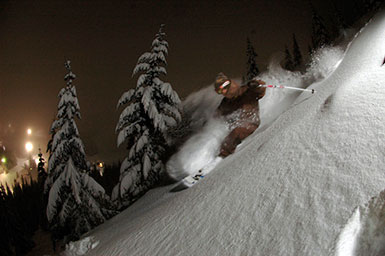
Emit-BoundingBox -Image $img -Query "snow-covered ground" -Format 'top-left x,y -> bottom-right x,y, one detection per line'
66,9 -> 385,256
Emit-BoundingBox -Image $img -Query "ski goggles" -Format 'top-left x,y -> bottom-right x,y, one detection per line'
217,80 -> 231,94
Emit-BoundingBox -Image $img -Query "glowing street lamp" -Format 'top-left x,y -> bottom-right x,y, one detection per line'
0,172 -> 7,181
25,142 -> 33,152
1,157 -> 6,164
27,128 -> 32,135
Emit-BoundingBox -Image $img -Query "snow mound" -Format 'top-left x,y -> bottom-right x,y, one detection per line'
63,236 -> 99,256
334,207 -> 362,256
335,190 -> 385,256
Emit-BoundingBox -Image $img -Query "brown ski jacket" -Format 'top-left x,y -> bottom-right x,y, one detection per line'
216,80 -> 266,157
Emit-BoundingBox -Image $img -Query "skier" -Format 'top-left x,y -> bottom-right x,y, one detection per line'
214,72 -> 266,157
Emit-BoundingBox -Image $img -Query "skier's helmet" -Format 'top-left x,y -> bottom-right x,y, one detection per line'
214,72 -> 231,94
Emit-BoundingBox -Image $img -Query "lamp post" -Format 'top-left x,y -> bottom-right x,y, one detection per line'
25,142 -> 33,153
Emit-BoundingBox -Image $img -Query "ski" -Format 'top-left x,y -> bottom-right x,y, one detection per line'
182,170 -> 205,186
171,157 -> 222,191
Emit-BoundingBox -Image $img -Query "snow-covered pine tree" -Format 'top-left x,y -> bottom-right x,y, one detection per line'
351,0 -> 366,21
310,4 -> 330,51
331,2 -> 348,32
292,34 -> 303,70
113,24 -> 181,207
284,45 -> 294,71
362,0 -> 382,14
46,60 -> 86,186
37,148 -> 47,183
37,148 -> 49,230
245,37 -> 259,82
45,61 -> 116,244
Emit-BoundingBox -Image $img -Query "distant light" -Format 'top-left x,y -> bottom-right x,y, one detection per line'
27,128 -> 32,135
26,142 -> 33,152
1,157 -> 6,164
98,162 -> 104,168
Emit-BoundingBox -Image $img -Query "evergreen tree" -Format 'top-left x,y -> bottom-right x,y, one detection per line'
245,37 -> 259,82
350,0 -> 383,21
45,61 -> 115,245
310,3 -> 330,51
37,148 -> 47,186
331,2 -> 348,31
46,60 -> 86,190
37,148 -> 49,230
308,44 -> 313,57
284,45 -> 294,71
0,185 -> 35,255
113,24 -> 181,207
365,0 -> 383,12
362,0 -> 375,13
292,34 -> 303,69
351,0 -> 366,21
326,2 -> 350,42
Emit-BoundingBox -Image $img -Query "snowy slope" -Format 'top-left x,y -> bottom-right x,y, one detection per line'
68,10 -> 385,256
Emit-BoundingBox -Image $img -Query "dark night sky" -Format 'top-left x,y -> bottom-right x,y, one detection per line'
0,0 -> 356,163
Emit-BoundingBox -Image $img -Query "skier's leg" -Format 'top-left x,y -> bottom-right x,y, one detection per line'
219,124 -> 258,157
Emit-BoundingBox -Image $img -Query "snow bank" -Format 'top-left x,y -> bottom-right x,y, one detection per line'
353,190 -> 385,255
63,236 -> 99,256
334,207 -> 362,256
335,190 -> 385,256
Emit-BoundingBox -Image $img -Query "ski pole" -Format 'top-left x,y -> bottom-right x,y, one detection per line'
259,84 -> 315,94
247,77 -> 316,94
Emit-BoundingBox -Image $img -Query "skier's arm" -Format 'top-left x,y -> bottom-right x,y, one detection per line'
247,79 -> 266,99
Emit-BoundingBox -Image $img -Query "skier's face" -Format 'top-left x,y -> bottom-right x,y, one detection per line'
216,80 -> 231,95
